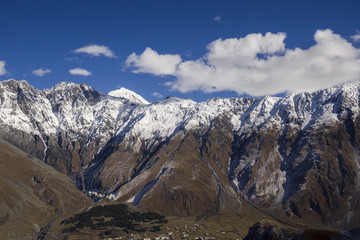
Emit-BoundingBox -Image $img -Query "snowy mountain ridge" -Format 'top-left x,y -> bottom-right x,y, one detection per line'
2,78 -> 360,147
1,78 -> 360,165
1,79 -> 360,226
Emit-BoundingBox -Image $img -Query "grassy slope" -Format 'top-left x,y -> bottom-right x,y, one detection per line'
0,138 -> 91,239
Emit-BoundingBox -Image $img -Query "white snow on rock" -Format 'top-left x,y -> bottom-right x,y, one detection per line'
2,78 -> 360,201
2,79 -> 360,151
108,87 -> 149,105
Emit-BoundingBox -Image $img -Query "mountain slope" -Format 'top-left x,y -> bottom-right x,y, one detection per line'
1,79 -> 360,229
0,138 -> 91,239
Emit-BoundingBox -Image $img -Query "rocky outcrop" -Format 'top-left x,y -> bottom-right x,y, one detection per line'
244,220 -> 303,240
243,220 -> 345,240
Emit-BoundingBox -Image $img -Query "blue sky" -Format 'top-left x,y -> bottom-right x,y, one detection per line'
1,0 -> 360,102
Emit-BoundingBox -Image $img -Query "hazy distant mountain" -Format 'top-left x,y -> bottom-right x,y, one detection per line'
1,79 -> 360,230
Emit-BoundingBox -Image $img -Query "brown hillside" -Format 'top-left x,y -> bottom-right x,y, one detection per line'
0,138 -> 91,239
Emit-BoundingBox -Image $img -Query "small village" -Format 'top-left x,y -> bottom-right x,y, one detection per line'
101,223 -> 241,240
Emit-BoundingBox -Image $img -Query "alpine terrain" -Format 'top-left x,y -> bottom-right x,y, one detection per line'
1,79 -> 360,238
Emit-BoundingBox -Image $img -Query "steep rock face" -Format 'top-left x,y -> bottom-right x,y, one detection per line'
0,80 -> 55,161
229,85 -> 360,227
1,79 -> 360,227
83,98 -> 246,216
87,120 -> 242,217
0,79 -> 142,185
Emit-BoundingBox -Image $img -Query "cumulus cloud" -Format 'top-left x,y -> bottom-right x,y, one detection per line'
151,92 -> 163,98
351,30 -> 360,42
126,29 -> 360,96
69,68 -> 92,76
74,44 -> 117,58
32,68 -> 51,77
0,61 -> 6,76
125,47 -> 182,76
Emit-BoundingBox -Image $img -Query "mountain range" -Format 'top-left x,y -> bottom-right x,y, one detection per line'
1,79 -> 360,238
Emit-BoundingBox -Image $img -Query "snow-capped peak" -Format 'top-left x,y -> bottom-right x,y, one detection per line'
108,87 -> 149,105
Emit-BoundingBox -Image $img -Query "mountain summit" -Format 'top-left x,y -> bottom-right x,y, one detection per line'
108,87 -> 149,104
1,79 -> 360,230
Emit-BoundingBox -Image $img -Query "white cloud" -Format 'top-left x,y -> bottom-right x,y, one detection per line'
125,47 -> 182,76
127,29 -> 360,97
151,92 -> 163,98
0,61 -> 6,76
214,15 -> 221,22
206,32 -> 286,68
74,44 -> 117,58
351,30 -> 360,42
32,68 -> 51,77
69,68 -> 92,76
